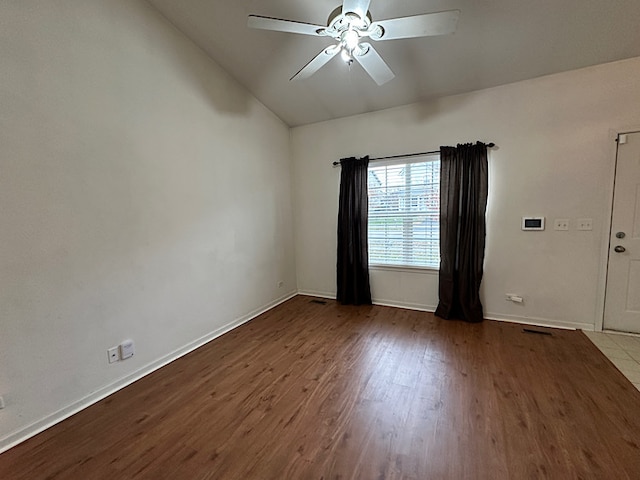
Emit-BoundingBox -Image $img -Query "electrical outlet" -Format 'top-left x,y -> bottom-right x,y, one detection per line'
107,347 -> 119,364
505,293 -> 524,303
0,395 -> 5,409
554,219 -> 569,231
577,218 -> 593,231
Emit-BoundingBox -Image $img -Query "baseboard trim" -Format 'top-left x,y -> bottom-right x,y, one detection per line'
298,290 -> 591,331
371,299 -> 437,312
371,302 -> 590,331
484,312 -> 591,331
296,291 -> 436,313
0,290 -> 298,454
602,329 -> 640,338
297,289 -> 336,300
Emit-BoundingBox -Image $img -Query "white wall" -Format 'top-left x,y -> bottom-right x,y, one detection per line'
0,0 -> 296,451
292,56 -> 640,330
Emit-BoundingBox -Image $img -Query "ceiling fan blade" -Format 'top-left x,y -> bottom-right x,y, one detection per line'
354,43 -> 394,85
371,10 -> 460,40
342,0 -> 371,20
248,15 -> 325,36
290,46 -> 340,81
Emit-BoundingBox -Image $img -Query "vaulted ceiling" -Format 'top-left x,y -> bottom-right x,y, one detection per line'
147,0 -> 640,127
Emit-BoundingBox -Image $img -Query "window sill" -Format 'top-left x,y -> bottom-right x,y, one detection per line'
370,264 -> 439,275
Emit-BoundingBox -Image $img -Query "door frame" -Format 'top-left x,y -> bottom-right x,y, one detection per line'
595,126 -> 640,332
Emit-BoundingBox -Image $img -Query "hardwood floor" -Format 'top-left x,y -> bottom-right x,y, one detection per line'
1,295 -> 639,479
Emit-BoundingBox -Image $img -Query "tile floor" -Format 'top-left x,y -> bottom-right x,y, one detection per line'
583,330 -> 640,391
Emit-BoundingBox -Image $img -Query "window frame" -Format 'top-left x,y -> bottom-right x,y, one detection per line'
367,153 -> 441,271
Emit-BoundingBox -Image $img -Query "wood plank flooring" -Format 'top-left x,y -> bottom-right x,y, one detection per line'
1,295 -> 640,479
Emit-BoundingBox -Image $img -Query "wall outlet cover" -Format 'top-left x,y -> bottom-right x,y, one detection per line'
107,347 -> 119,364
120,339 -> 135,360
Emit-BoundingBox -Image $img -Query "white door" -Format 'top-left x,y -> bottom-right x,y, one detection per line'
604,131 -> 640,333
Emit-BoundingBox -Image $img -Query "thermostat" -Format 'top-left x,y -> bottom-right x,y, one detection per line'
522,217 -> 545,231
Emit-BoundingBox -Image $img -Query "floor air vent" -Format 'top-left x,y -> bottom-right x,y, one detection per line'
523,328 -> 552,336
310,299 -> 328,305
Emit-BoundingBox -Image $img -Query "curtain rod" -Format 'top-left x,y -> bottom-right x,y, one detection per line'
332,143 -> 496,166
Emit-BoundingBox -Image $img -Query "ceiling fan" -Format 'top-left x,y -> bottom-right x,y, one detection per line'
247,0 -> 460,85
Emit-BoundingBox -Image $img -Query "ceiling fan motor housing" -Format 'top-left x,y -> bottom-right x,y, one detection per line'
321,7 -> 382,44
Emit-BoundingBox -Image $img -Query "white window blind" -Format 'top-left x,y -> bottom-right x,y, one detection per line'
368,154 -> 440,269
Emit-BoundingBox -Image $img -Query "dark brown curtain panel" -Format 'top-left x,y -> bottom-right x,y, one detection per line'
435,142 -> 488,323
336,156 -> 372,305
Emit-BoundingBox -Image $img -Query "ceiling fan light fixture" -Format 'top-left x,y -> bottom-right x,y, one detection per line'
343,29 -> 360,51
340,28 -> 359,65
340,48 -> 354,64
354,43 -> 369,57
369,24 -> 384,40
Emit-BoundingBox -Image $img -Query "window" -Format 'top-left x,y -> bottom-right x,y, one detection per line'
368,154 -> 440,269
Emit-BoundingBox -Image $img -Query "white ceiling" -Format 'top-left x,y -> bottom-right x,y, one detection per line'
147,0 -> 640,127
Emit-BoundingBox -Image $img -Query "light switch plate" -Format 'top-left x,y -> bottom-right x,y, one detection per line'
554,219 -> 569,231
577,218 -> 593,231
